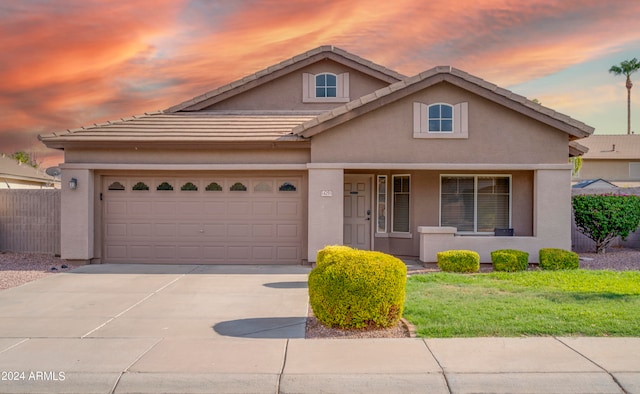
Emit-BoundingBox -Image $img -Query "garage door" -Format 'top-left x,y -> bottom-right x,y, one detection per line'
102,175 -> 304,264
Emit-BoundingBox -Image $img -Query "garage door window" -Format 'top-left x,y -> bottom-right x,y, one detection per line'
254,182 -> 272,192
206,182 -> 223,191
279,182 -> 297,192
230,182 -> 247,191
133,182 -> 149,191
108,182 -> 125,191
181,182 -> 198,191
157,182 -> 174,191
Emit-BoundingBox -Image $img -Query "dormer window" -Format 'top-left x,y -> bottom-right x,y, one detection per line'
413,101 -> 469,139
303,72 -> 350,103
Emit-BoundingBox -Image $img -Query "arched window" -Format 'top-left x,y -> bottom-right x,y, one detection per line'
315,73 -> 337,98
107,181 -> 125,191
205,182 -> 223,191
428,104 -> 453,132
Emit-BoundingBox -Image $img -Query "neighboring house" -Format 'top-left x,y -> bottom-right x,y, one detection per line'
0,154 -> 58,189
39,46 -> 593,265
574,134 -> 640,187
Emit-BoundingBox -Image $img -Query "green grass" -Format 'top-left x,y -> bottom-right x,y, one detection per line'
404,270 -> 640,337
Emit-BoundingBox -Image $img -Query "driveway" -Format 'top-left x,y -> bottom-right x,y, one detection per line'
0,264 -> 311,340
0,264 -> 311,393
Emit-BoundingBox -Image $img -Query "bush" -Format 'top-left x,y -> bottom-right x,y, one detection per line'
437,250 -> 480,273
572,194 -> 640,253
539,248 -> 579,270
491,249 -> 529,272
308,246 -> 407,329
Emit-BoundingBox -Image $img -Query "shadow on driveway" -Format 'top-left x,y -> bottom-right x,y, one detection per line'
213,317 -> 307,338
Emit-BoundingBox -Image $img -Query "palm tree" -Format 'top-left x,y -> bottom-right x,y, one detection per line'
609,58 -> 640,135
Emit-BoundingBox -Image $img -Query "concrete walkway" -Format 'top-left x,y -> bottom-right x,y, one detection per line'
0,264 -> 638,393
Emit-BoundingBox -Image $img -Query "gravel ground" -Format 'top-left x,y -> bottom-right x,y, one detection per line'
0,252 -> 70,291
2,248 -> 638,339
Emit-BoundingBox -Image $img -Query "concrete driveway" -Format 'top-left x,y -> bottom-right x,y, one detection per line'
0,264 -> 311,393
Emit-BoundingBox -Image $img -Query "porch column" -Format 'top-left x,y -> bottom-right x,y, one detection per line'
60,168 -> 94,263
534,167 -> 572,250
307,167 -> 344,262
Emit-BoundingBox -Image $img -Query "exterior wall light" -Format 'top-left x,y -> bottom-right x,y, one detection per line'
69,178 -> 78,190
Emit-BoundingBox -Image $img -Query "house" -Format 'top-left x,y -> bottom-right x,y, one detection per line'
573,134 -> 640,187
39,46 -> 593,265
0,154 -> 58,189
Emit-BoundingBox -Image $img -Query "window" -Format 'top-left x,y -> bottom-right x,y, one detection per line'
377,176 -> 387,233
302,72 -> 350,102
413,102 -> 468,139
440,175 -> 511,233
107,181 -> 125,191
392,175 -> 410,232
315,73 -> 337,97
428,104 -> 453,132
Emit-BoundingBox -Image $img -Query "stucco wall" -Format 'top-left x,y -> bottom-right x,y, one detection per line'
577,160 -> 638,182
64,147 -> 310,165
311,82 -> 568,164
205,60 -> 391,112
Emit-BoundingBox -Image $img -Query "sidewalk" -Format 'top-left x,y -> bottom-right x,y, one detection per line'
1,336 -> 639,393
0,264 -> 638,393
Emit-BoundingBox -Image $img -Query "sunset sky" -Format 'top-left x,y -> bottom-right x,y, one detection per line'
2,0 -> 640,168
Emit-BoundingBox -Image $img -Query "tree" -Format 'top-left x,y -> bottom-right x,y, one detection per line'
609,58 -> 640,135
572,194 -> 640,253
9,151 -> 38,168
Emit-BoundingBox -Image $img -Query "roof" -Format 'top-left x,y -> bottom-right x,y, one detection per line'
0,154 -> 57,185
572,178 -> 618,189
578,134 -> 640,159
293,66 -> 595,140
167,45 -> 406,113
39,111 -> 316,149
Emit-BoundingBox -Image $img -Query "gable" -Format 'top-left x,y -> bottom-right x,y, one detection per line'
200,59 -> 393,112
310,81 -> 570,165
168,45 -> 405,113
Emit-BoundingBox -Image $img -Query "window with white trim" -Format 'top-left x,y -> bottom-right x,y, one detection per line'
440,175 -> 511,233
392,175 -> 410,233
302,72 -> 350,102
376,175 -> 387,233
428,104 -> 453,132
413,102 -> 468,139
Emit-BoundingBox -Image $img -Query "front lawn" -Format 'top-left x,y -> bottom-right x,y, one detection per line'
403,270 -> 640,337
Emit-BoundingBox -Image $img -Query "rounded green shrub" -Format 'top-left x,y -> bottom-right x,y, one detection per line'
491,249 -> 529,272
538,248 -> 579,270
308,246 -> 407,329
437,250 -> 480,273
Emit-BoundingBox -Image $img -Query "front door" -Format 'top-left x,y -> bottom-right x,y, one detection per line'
343,175 -> 372,250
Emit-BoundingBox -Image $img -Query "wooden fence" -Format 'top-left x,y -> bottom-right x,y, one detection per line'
0,190 -> 60,255
571,187 -> 640,252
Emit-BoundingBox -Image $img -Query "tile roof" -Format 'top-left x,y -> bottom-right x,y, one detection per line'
166,45 -> 406,113
39,111 -> 317,148
293,66 -> 595,140
578,134 -> 640,159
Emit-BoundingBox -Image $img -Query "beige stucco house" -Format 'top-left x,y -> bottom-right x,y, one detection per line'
573,134 -> 640,187
39,46 -> 593,265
